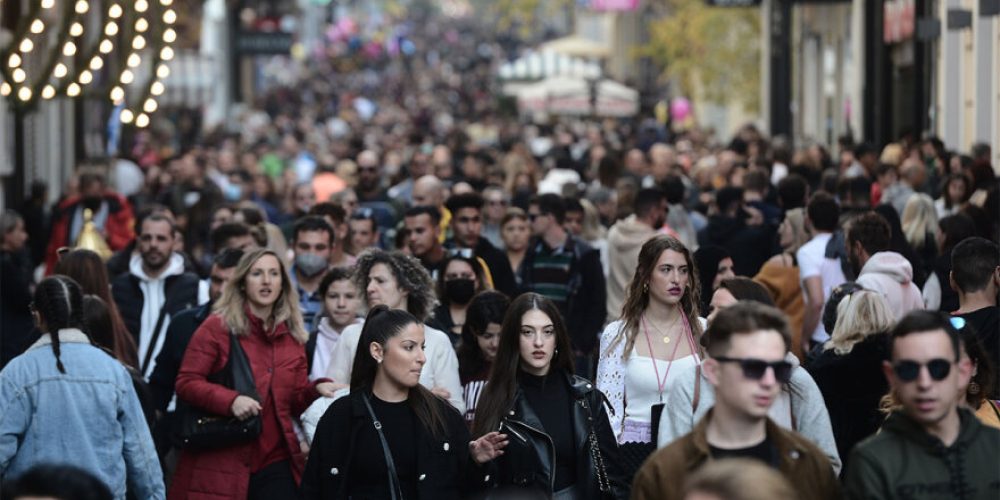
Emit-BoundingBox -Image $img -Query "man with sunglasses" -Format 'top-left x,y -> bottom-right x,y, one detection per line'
633,302 -> 840,500
844,310 -> 999,500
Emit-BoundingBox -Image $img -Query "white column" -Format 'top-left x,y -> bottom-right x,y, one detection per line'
938,0 -> 963,149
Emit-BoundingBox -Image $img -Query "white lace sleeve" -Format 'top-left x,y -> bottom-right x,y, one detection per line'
596,321 -> 627,443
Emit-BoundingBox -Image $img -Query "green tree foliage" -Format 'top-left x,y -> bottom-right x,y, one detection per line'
641,0 -> 761,113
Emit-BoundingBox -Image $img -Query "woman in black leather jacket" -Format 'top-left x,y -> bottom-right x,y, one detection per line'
473,293 -> 629,500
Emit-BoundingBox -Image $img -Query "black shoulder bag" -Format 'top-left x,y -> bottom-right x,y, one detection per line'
175,331 -> 262,449
363,393 -> 404,500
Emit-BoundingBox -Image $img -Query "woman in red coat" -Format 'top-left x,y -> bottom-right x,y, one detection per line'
170,248 -> 337,499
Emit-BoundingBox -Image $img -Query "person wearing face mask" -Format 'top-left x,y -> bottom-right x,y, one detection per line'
428,254 -> 492,345
457,291 -> 510,427
324,250 -> 465,412
290,216 -> 336,333
45,169 -> 135,274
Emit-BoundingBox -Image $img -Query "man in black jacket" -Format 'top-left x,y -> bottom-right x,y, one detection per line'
443,192 -> 519,298
147,249 -> 242,463
522,194 -> 606,379
111,214 -> 206,380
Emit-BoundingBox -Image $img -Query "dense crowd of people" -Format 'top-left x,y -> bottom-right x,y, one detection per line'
2,11 -> 1000,500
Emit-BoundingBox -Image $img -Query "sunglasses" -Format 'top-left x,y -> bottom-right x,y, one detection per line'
448,248 -> 475,259
893,358 -> 952,382
714,356 -> 794,383
527,213 -> 543,222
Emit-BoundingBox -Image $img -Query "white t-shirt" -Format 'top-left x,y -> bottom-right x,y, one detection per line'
796,233 -> 842,343
624,353 -> 699,424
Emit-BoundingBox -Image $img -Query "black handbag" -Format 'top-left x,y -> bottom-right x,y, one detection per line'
175,331 -> 262,449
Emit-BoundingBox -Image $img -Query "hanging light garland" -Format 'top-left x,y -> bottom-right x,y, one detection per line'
0,0 -> 177,129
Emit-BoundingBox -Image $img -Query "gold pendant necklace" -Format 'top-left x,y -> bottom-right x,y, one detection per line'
646,312 -> 681,345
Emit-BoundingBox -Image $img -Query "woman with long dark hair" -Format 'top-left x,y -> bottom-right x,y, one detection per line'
596,235 -> 705,475
54,249 -> 139,368
0,276 -> 163,499
474,293 -> 629,499
169,249 -> 337,499
457,290 -> 511,426
302,306 -> 506,499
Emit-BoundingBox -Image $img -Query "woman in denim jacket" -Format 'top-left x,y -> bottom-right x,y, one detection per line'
0,276 -> 165,500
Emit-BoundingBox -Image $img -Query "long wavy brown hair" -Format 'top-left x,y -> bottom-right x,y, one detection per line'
473,293 -> 575,438
605,235 -> 703,359
54,249 -> 139,368
214,248 -> 307,343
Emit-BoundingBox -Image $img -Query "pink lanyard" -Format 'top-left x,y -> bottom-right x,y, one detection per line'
641,312 -> 698,403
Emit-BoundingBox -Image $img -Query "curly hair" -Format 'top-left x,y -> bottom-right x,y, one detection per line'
353,249 -> 438,322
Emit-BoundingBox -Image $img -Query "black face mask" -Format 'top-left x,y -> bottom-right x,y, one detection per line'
81,196 -> 102,211
444,278 -> 476,305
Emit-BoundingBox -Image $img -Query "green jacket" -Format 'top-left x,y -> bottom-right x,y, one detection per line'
844,408 -> 1000,500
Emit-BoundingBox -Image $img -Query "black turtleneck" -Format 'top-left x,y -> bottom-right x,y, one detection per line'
519,370 -> 577,491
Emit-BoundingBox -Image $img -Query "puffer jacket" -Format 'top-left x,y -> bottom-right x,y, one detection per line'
485,372 -> 629,500
844,408 -> 1000,500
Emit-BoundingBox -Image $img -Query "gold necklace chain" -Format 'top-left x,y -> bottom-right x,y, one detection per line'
644,310 -> 682,344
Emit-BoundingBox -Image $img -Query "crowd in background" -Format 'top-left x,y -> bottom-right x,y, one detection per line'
1,11 -> 999,500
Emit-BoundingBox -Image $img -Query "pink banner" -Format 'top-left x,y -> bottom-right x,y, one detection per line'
590,0 -> 640,12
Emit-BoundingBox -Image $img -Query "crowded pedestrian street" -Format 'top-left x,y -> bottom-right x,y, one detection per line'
1,1 -> 998,499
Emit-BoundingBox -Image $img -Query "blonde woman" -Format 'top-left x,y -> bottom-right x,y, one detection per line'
170,249 -> 337,500
754,208 -> 810,359
806,290 -> 895,467
901,193 -> 938,280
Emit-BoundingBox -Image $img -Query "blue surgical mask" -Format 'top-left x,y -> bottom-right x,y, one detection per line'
223,183 -> 243,201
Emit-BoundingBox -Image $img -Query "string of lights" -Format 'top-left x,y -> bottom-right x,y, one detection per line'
0,0 -> 176,128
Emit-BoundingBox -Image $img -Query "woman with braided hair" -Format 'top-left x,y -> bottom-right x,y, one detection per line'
0,275 -> 164,500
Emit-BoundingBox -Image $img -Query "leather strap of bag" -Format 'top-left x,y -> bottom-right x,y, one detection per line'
363,393 -> 403,500
140,306 -> 170,377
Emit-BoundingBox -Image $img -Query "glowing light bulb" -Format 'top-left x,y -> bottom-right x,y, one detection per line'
19,39 -> 33,53
127,54 -> 141,67
110,86 -> 125,102
120,109 -> 134,123
143,98 -> 157,113
99,40 -> 114,53
132,36 -> 146,50
163,9 -> 177,24
135,18 -> 149,32
67,83 -> 81,97
156,64 -> 170,78
150,81 -> 165,95
54,63 -> 68,78
136,0 -> 148,12
163,28 -> 177,43
8,53 -> 21,68
79,70 -> 93,84
12,68 -> 25,83
70,22 -> 84,37
74,0 -> 89,14
0,82 -> 10,96
42,85 -> 56,99
18,87 -> 32,101
41,0 -> 55,8
105,22 -> 118,36
89,56 -> 103,70
136,113 -> 150,128
30,20 -> 44,34
120,70 -> 134,84
161,0 -> 173,5
160,47 -> 174,60
63,42 -> 77,56
109,4 -> 123,18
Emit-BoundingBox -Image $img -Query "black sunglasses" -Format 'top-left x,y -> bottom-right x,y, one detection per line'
714,356 -> 793,383
893,359 -> 952,382
448,248 -> 475,259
